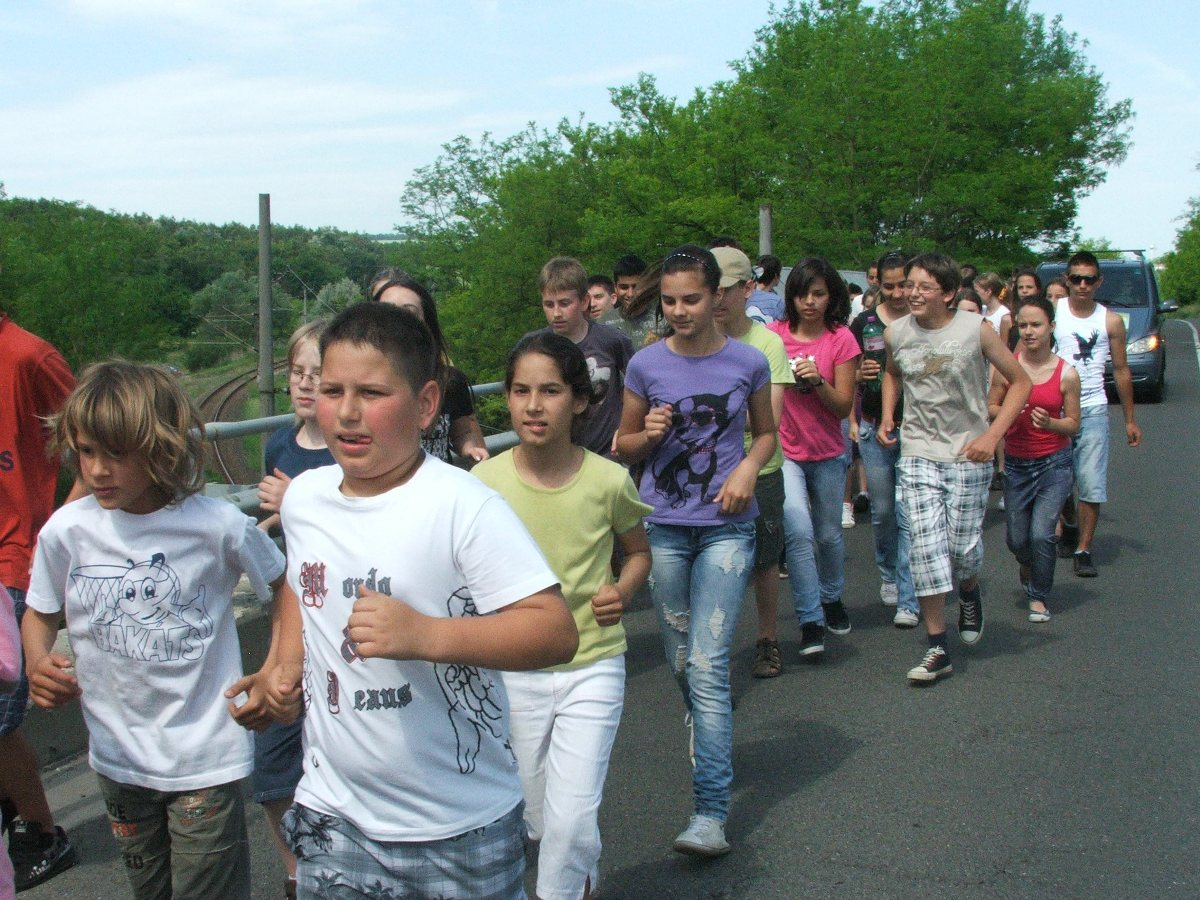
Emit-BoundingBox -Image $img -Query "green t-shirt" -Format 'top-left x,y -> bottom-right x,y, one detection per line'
734,321 -> 793,475
472,449 -> 651,670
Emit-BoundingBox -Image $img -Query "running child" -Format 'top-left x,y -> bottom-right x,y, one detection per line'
22,361 -> 286,899
616,245 -> 775,856
473,332 -> 651,900
254,319 -> 335,897
988,297 -> 1080,622
250,302 -> 578,898
879,252 -> 1031,684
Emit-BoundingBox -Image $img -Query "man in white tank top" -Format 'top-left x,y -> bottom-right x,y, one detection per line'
1051,251 -> 1142,578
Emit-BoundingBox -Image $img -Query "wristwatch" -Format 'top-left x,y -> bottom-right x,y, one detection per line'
810,375 -> 825,387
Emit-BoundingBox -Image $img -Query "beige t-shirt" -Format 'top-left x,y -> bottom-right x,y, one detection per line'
888,310 -> 989,462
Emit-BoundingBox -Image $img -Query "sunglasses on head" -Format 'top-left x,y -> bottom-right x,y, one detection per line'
1067,273 -> 1099,286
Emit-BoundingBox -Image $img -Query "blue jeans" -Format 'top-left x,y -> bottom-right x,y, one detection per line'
781,456 -> 847,625
856,421 -> 918,614
646,521 -> 754,823
1003,447 -> 1074,602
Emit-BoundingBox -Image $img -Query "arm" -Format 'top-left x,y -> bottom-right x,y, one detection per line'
227,576 -> 304,728
713,383 -> 776,515
793,357 -> 857,419
591,523 -> 651,627
877,350 -> 902,447
257,468 -> 292,516
450,414 -> 490,463
615,388 -> 670,465
1030,366 -> 1081,437
986,366 -> 1010,421
22,608 -> 80,709
962,324 -> 1031,462
347,585 -> 578,671
1107,311 -> 1142,447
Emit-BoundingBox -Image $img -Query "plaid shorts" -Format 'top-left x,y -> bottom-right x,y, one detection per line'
283,802 -> 526,899
0,590 -> 29,737
897,457 -> 991,597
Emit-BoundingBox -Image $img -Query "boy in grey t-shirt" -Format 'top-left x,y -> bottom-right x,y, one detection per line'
879,252 -> 1030,684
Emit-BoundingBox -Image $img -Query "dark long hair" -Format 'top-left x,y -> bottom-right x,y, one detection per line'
368,268 -> 451,366
784,257 -> 850,331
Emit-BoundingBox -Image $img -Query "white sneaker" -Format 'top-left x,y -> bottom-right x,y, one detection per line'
879,582 -> 899,607
673,815 -> 730,857
841,502 -> 855,529
998,495 -> 1006,511
893,608 -> 919,628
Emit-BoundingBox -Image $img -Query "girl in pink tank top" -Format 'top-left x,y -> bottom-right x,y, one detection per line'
987,297 -> 1081,622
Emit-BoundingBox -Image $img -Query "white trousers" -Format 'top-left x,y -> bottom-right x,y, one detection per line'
502,655 -> 625,900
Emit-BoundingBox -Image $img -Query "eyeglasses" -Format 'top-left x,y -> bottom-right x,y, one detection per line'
903,281 -> 945,298
289,368 -> 320,384
1067,274 -> 1099,286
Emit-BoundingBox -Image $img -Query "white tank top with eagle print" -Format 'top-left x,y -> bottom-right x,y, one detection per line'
1054,298 -> 1110,409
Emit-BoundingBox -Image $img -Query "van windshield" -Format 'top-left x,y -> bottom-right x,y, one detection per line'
1040,264 -> 1148,309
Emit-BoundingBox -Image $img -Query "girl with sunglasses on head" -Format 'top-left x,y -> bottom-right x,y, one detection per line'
616,244 -> 775,858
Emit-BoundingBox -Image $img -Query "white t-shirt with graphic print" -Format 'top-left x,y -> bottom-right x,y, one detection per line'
281,456 -> 559,842
27,494 -> 285,791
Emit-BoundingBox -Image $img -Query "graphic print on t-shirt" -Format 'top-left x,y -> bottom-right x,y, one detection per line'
652,389 -> 737,509
895,340 -> 973,379
71,552 -> 213,661
1072,330 -> 1100,364
434,587 -> 506,774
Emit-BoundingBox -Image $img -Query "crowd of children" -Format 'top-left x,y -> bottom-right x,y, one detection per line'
5,243 -> 1141,898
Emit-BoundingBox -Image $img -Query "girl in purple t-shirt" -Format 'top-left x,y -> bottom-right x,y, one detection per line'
617,245 -> 774,857
769,258 -> 861,656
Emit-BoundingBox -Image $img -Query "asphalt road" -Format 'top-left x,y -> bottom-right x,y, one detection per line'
23,320 -> 1200,899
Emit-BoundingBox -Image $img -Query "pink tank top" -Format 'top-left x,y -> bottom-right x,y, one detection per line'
1006,355 -> 1069,459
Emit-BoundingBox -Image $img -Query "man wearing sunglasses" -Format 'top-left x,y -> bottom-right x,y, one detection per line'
1052,251 -> 1142,578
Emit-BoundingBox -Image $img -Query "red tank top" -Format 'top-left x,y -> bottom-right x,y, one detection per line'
1006,355 -> 1069,459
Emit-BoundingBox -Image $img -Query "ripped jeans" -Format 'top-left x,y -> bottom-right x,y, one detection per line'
646,520 -> 754,822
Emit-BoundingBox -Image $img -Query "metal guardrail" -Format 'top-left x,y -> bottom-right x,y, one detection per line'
203,381 -> 517,515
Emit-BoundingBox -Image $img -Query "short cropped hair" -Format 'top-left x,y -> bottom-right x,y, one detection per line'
321,302 -> 443,396
587,275 -> 615,293
613,254 -> 647,280
54,360 -> 206,501
707,235 -> 743,250
539,257 -> 588,299
1067,250 -> 1101,271
875,250 -> 909,278
905,252 -> 961,294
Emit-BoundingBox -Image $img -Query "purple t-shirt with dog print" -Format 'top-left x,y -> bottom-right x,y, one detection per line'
625,338 -> 769,526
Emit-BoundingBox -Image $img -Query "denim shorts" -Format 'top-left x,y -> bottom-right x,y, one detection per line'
0,590 -> 28,737
752,468 -> 785,571
252,717 -> 304,804
283,802 -> 526,899
1072,406 -> 1109,503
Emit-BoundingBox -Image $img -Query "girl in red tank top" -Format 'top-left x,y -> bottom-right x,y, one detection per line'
987,298 -> 1081,622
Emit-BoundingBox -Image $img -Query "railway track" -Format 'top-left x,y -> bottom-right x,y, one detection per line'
198,363 -> 286,484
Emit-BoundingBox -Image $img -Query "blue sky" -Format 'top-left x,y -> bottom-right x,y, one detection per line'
1,0 -> 1196,259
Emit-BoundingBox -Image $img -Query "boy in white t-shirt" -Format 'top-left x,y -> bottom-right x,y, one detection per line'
22,362 -> 286,899
249,302 -> 577,898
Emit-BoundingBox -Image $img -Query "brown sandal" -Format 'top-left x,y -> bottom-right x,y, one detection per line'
752,638 -> 782,678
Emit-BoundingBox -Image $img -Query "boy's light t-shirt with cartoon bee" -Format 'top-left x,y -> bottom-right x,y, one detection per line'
26,494 -> 285,791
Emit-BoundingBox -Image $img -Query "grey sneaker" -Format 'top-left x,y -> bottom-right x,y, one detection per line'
673,815 -> 730,857
893,608 -> 919,628
879,582 -> 899,607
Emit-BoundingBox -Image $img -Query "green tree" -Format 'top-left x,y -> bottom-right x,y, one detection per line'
1161,197 -> 1200,306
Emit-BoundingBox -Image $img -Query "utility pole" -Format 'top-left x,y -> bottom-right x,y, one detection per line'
758,204 -> 773,256
257,194 -> 274,428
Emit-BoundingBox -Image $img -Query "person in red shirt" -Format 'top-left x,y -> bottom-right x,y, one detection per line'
0,307 -> 78,890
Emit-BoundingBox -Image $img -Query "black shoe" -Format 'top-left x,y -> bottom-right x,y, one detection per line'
852,491 -> 870,514
798,622 -> 825,657
9,822 -> 77,892
821,600 -> 851,635
1058,523 -> 1078,558
1073,550 -> 1097,578
958,591 -> 984,645
907,646 -> 953,683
